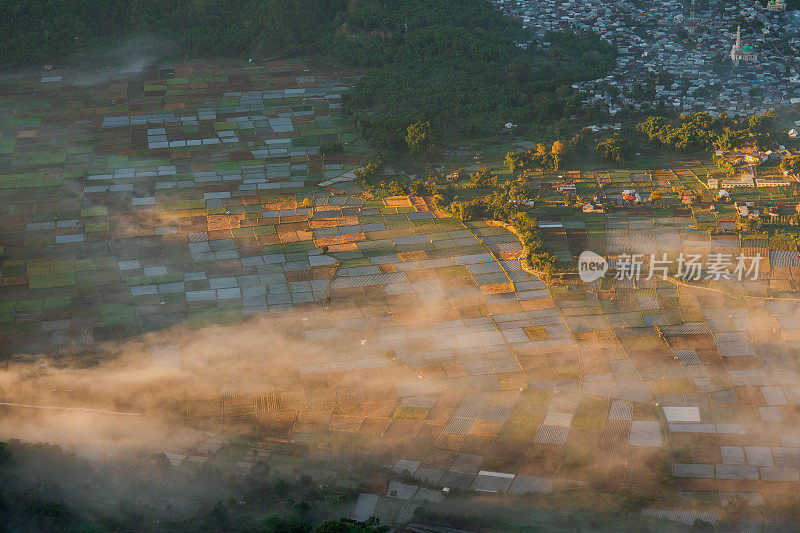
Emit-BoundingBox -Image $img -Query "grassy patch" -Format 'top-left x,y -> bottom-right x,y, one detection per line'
571,397 -> 609,431
29,272 -> 76,289
393,406 -> 429,420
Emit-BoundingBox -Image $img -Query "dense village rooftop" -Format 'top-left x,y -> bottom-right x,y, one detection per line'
493,0 -> 800,117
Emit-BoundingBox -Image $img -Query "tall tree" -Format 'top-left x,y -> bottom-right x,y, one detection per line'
406,121 -> 437,156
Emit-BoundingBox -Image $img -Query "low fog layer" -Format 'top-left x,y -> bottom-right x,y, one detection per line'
0,315 -> 325,457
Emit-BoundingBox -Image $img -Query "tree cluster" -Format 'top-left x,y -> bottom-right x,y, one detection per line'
406,121 -> 437,156
781,154 -> 800,176
596,136 -> 634,162
637,111 -> 778,153
468,165 -> 500,188
504,129 -> 589,173
354,158 -> 383,182
715,158 -> 736,175
445,178 -> 559,276
504,140 -> 568,173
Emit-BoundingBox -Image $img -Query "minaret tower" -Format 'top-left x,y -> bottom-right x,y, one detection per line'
731,24 -> 741,62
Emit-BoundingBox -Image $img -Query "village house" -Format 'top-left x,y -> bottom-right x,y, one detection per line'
557,182 -> 576,194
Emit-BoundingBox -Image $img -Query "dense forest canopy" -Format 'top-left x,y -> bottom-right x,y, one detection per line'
344,0 -> 524,34
0,1 -> 347,63
332,2 -> 615,148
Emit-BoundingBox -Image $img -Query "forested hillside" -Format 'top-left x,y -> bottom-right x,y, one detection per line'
0,0 -> 346,64
327,0 -> 615,147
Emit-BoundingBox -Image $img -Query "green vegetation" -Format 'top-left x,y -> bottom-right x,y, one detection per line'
781,154 -> 800,176
447,186 -> 559,276
504,130 -> 588,172
637,111 -> 778,152
715,157 -> 736,175
0,439 -> 387,532
321,142 -> 345,156
405,121 -> 437,156
596,135 -> 635,162
0,1 -> 616,152
265,516 -> 388,533
0,0 -> 346,65
746,230 -> 800,250
343,6 -> 615,148
353,160 -> 558,275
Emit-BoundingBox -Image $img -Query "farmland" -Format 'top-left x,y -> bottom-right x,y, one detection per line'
3,58 -> 800,531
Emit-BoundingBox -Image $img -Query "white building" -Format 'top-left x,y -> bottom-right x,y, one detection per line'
721,176 -> 755,187
756,178 -> 790,187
